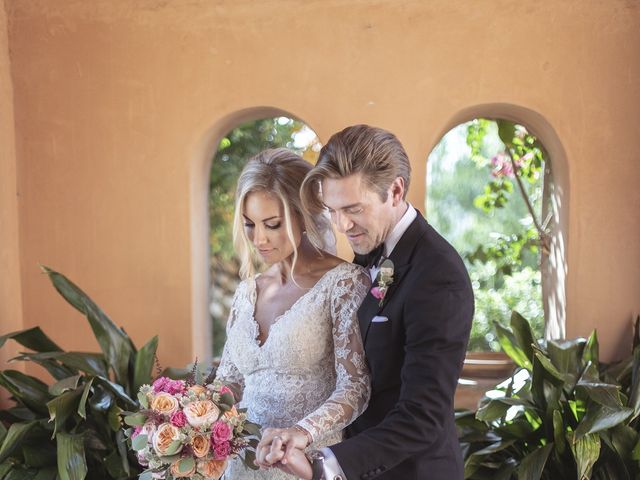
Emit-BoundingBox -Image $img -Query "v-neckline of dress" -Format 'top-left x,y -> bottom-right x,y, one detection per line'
249,262 -> 347,349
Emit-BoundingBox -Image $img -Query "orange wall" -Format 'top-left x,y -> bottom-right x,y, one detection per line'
0,0 -> 23,405
3,0 -> 640,372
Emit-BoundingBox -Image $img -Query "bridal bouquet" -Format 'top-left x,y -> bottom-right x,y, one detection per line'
123,374 -> 260,480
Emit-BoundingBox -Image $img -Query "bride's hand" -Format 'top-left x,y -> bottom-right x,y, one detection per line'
256,426 -> 311,467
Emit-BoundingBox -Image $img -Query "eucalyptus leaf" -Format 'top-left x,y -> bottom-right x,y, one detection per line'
178,456 -> 195,473
131,434 -> 148,451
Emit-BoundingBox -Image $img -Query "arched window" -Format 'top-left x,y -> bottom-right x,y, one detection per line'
209,116 -> 320,356
427,118 -> 551,351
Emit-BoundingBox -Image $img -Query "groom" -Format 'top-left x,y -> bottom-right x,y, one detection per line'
258,124 -> 474,479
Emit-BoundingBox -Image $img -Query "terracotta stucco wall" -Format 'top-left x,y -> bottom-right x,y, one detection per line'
3,0 -> 640,372
0,0 -> 23,405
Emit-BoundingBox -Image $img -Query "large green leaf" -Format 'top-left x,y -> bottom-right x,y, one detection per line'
22,442 -> 57,468
0,421 -> 37,463
93,376 -> 136,409
627,346 -> 640,417
56,352 -> 108,377
56,433 -> 87,480
582,330 -> 599,367
115,429 -> 131,477
76,377 -> 93,420
48,375 -> 81,396
476,396 -> 532,422
46,388 -> 83,438
547,338 -> 584,375
533,350 -> 567,385
576,382 -> 623,408
517,442 -> 553,480
32,468 -> 57,480
10,352 -> 76,381
41,266 -> 133,387
570,433 -> 600,480
552,409 -> 566,455
495,321 -> 532,370
575,404 -> 633,438
0,327 -> 62,352
511,311 -> 535,367
0,371 -> 51,414
133,336 -> 158,392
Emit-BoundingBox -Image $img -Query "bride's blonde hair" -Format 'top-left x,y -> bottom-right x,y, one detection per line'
232,148 -> 333,279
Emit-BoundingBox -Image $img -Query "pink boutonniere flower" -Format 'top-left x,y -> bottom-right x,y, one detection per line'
371,258 -> 394,306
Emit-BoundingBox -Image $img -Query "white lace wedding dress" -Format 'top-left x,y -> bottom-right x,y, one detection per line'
216,262 -> 371,479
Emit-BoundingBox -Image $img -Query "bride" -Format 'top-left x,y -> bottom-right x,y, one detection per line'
215,148 -> 371,479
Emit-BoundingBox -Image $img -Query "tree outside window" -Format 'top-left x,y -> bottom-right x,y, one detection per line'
427,119 -> 550,351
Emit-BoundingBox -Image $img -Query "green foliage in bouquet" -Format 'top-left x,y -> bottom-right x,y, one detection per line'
457,311 -> 640,480
0,266 -> 158,479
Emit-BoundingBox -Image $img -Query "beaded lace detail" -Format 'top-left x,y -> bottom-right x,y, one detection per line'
216,262 -> 371,479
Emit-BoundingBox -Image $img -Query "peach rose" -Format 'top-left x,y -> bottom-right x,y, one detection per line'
197,458 -> 227,479
184,400 -> 220,428
170,458 -> 196,478
188,384 -> 208,396
190,433 -> 210,458
150,392 -> 179,415
224,406 -> 239,419
152,423 -> 182,456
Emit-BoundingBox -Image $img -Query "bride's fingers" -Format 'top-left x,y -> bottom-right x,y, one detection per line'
265,436 -> 285,464
257,428 -> 284,451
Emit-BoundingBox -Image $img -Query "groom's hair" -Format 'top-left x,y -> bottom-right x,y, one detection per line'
301,124 -> 411,212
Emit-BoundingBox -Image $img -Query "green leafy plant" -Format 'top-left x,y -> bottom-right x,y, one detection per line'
457,311 -> 640,479
0,266 -> 159,479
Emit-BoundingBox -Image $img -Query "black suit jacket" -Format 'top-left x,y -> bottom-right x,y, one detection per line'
330,213 -> 474,480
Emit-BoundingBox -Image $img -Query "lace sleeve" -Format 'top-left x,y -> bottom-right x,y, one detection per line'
215,283 -> 246,400
297,266 -> 372,442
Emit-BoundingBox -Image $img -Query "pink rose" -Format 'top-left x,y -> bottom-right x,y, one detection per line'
152,377 -> 186,395
219,385 -> 234,400
370,286 -> 384,299
211,421 -> 232,445
170,410 -> 187,428
213,440 -> 231,460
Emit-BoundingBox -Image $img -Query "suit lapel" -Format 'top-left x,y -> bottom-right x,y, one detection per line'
357,213 -> 429,344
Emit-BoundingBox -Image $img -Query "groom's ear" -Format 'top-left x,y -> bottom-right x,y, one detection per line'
390,177 -> 405,206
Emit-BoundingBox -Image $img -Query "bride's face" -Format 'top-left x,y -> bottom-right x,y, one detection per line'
242,190 -> 302,264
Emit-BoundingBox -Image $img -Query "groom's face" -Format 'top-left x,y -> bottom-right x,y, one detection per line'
322,173 -> 396,255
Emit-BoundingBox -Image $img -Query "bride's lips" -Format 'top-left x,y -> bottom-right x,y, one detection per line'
258,248 -> 273,256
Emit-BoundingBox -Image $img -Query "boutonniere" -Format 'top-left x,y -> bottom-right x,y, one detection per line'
370,258 -> 394,306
